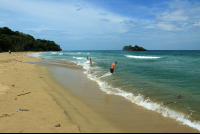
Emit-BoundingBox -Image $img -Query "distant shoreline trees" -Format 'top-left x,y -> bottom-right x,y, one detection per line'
123,45 -> 147,51
0,27 -> 62,52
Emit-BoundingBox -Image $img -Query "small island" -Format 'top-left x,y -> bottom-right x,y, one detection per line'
123,45 -> 147,51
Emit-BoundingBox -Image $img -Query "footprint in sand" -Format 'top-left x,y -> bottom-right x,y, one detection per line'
0,83 -> 10,95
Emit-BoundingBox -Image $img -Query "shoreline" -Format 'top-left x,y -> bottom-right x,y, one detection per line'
0,52 -> 199,133
39,58 -> 199,133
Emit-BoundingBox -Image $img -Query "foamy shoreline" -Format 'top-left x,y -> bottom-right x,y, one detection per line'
0,52 -> 199,133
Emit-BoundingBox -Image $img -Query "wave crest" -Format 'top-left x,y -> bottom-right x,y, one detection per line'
125,55 -> 160,59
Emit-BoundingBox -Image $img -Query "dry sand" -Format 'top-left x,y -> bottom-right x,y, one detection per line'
0,52 -> 80,133
0,52 -> 199,133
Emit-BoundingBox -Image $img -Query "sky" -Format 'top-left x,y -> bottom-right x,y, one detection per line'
0,0 -> 200,50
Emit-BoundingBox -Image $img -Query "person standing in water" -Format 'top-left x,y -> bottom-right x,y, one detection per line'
87,56 -> 88,60
90,58 -> 92,66
110,62 -> 117,74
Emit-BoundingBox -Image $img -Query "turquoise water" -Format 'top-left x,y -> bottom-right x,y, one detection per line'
26,50 -> 200,131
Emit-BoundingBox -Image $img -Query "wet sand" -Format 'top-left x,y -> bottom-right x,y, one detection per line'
0,52 -> 199,133
30,58 -> 199,133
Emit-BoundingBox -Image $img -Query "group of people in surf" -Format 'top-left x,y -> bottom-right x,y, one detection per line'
87,55 -> 117,75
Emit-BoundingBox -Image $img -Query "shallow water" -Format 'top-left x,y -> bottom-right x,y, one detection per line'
26,50 -> 200,131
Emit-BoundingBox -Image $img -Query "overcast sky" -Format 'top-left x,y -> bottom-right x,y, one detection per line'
0,0 -> 200,50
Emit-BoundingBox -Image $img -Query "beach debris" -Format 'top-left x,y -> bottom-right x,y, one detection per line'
0,114 -> 9,117
17,92 -> 31,96
16,109 -> 29,112
55,124 -> 61,127
16,109 -> 21,112
0,114 -> 13,118
15,98 -> 17,100
38,76 -> 43,78
19,109 -> 29,111
12,85 -> 15,87
177,95 -> 182,98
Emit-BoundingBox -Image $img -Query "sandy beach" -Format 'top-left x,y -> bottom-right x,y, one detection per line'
0,52 -> 199,133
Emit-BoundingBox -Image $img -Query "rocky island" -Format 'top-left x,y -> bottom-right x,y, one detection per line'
123,45 -> 147,51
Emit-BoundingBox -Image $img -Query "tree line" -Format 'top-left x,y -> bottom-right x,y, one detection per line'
123,45 -> 147,51
0,27 -> 62,52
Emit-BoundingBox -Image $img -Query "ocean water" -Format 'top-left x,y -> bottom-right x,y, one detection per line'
26,50 -> 200,131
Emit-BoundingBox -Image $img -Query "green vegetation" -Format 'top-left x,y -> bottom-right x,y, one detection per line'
0,27 -> 62,52
123,45 -> 147,51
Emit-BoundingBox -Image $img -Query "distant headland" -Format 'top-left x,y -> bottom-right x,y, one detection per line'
0,27 -> 62,52
123,45 -> 147,51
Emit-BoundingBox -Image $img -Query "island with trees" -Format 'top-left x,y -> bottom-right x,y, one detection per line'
0,27 -> 62,52
123,45 -> 147,51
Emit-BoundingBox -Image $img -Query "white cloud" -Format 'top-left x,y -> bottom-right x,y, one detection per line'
75,3 -> 88,11
161,10 -> 188,21
193,21 -> 200,26
153,10 -> 188,31
149,0 -> 200,31
156,22 -> 183,31
24,26 -> 61,33
122,20 -> 136,27
144,24 -> 155,29
99,12 -> 108,15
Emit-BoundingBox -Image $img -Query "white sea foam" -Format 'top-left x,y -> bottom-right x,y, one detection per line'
77,52 -> 90,55
25,53 -> 42,58
97,79 -> 200,131
73,56 -> 84,60
99,72 -> 112,78
125,55 -> 160,59
51,52 -> 57,54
